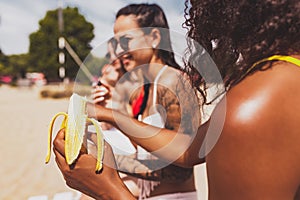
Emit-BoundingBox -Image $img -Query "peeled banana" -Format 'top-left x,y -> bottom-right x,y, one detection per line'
45,93 -> 104,172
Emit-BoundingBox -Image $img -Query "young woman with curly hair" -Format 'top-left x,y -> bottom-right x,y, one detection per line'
53,1 -> 300,199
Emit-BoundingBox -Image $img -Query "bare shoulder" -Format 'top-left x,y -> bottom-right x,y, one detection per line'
226,60 -> 300,133
206,62 -> 300,199
157,67 -> 196,107
156,67 -> 200,134
158,67 -> 185,89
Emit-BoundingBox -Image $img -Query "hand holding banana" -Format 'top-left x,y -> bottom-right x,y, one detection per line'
45,93 -> 104,173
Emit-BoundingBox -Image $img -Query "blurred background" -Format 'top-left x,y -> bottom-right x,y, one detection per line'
0,0 -> 186,86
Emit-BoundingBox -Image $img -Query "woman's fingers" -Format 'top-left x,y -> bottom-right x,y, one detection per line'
92,85 -> 111,104
92,86 -> 109,96
53,128 -> 66,157
93,97 -> 105,105
54,147 -> 68,173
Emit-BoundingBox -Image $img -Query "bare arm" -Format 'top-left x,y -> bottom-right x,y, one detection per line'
87,73 -> 206,167
87,102 -> 206,167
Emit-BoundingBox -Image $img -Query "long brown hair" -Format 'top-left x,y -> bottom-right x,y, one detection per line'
116,3 -> 181,70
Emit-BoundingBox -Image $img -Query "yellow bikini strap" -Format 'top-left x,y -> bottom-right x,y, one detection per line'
252,55 -> 300,68
236,55 -> 300,85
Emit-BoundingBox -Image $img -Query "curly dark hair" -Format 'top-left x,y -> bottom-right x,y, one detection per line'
184,0 -> 300,103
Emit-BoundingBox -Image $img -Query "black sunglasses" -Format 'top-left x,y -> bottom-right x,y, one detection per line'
109,36 -> 133,52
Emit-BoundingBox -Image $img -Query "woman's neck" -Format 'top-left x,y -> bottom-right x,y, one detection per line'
143,57 -> 166,81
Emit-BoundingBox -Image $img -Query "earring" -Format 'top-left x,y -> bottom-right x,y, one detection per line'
152,43 -> 157,49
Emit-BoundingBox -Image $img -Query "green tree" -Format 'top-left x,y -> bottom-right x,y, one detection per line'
28,7 -> 94,82
0,49 -> 10,75
0,50 -> 28,80
8,54 -> 29,78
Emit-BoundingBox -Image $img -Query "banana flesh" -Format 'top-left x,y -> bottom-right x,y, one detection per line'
45,93 -> 104,172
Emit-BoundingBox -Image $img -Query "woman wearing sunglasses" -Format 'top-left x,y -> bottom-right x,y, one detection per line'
77,3 -> 199,200
109,3 -> 199,200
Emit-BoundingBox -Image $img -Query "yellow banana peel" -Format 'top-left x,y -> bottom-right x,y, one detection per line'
45,93 -> 104,172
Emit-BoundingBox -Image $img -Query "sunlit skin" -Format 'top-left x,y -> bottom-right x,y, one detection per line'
207,59 -> 300,199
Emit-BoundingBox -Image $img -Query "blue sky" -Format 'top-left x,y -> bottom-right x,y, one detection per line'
0,0 -> 187,55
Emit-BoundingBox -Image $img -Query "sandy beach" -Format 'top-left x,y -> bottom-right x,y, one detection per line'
0,85 -> 208,200
0,85 -> 79,199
